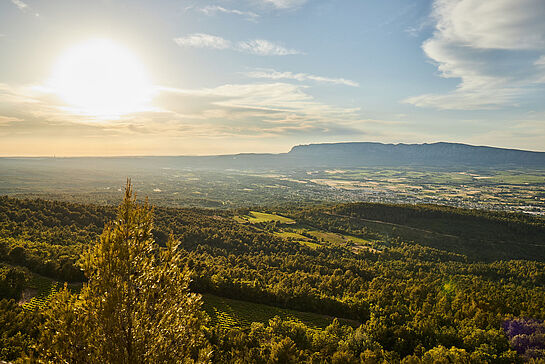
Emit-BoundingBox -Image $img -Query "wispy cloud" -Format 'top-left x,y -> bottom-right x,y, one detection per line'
261,0 -> 308,10
404,0 -> 545,110
156,82 -> 360,121
0,79 -> 366,141
11,0 -> 28,11
0,115 -> 23,125
174,33 -> 302,56
245,69 -> 359,87
8,79 -> 542,154
237,39 -> 301,56
199,5 -> 259,21
404,16 -> 433,37
173,33 -> 231,50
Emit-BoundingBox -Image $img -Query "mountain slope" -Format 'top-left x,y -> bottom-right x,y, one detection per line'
287,142 -> 545,167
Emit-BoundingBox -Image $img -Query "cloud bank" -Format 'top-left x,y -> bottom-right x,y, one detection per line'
405,0 -> 545,110
0,78 -> 367,142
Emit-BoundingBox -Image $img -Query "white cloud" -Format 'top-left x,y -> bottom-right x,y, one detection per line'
405,88 -> 523,110
174,34 -> 302,56
432,0 -> 545,50
405,0 -> 545,110
173,33 -> 231,50
144,82 -> 371,138
158,82 -> 358,117
199,5 -> 259,21
245,69 -> 359,87
11,0 -> 28,11
237,39 -> 302,56
536,56 -> 545,66
262,0 -> 308,10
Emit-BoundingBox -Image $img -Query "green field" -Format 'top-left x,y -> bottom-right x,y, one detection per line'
273,231 -> 322,249
236,211 -> 296,224
20,274 -> 82,312
274,231 -> 308,240
239,211 -> 378,251
299,240 -> 322,249
303,229 -> 372,245
21,275 -> 61,311
273,229 -> 372,250
202,294 -> 358,330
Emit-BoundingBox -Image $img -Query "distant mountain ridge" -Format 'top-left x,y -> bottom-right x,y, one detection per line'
2,142 -> 544,170
286,142 -> 545,167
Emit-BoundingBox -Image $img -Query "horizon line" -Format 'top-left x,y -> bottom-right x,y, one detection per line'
1,141 -> 545,158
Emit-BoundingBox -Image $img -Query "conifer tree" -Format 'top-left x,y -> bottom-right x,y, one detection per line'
38,180 -> 210,363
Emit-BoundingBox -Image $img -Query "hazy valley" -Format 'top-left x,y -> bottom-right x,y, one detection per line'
2,142 -> 544,215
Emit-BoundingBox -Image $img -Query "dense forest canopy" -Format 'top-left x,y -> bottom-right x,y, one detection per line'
0,194 -> 544,362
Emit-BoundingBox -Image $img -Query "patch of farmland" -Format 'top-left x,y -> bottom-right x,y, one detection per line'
300,229 -> 371,246
273,231 -> 310,240
237,211 -> 296,224
21,275 -> 61,311
272,231 -> 322,249
202,294 -> 358,330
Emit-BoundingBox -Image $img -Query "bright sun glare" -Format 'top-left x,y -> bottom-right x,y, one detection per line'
49,39 -> 154,118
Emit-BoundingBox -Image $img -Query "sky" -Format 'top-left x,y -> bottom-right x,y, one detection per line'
1,0 -> 545,156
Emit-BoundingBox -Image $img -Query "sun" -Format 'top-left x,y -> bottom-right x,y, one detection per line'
49,39 -> 154,118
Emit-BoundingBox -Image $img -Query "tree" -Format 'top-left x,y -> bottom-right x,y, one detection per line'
37,181 -> 210,363
269,337 -> 299,363
421,345 -> 471,364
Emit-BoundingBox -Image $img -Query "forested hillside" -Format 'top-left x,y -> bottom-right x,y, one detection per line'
284,202 -> 545,261
1,196 -> 545,362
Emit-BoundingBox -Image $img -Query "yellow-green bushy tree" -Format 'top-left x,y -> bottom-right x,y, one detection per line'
37,181 -> 210,363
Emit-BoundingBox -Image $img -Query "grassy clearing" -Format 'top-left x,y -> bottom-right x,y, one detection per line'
274,231 -> 309,240
233,216 -> 248,223
21,275 -> 61,311
295,229 -> 372,246
20,274 -> 82,311
273,231 -> 322,249
238,210 -> 378,251
273,227 -> 376,250
237,211 -> 296,224
202,294 -> 358,330
298,241 -> 322,249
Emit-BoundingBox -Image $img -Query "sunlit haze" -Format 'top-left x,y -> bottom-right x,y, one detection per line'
48,39 -> 154,118
1,0 -> 545,156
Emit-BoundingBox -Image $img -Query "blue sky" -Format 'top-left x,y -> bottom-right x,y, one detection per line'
1,0 -> 544,156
